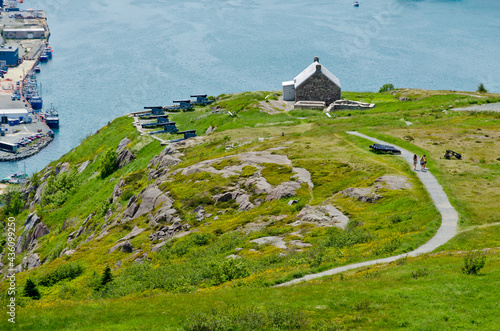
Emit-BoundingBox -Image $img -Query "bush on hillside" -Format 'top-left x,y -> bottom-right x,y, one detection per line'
95,266 -> 113,291
379,83 -> 395,93
98,148 -> 117,179
462,251 -> 486,275
477,83 -> 488,93
42,171 -> 80,206
38,262 -> 85,287
0,185 -> 23,216
23,279 -> 41,300
210,258 -> 249,285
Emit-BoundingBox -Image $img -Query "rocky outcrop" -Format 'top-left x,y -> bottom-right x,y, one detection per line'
148,146 -> 181,179
108,240 -> 134,253
342,187 -> 382,203
250,236 -> 287,249
77,160 -> 91,174
149,221 -> 190,241
24,212 -> 41,232
374,175 -> 411,191
213,190 -> 255,211
116,148 -> 136,169
293,204 -> 349,229
193,206 -> 205,222
266,181 -> 302,201
22,253 -> 41,270
55,162 -> 71,176
110,178 -> 125,203
117,137 -> 131,152
205,126 -> 217,135
117,226 -> 144,242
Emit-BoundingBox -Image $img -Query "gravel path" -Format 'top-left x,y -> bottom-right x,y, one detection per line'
275,132 -> 459,287
452,102 -> 500,112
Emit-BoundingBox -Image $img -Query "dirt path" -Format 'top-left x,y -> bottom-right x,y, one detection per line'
276,132 -> 459,286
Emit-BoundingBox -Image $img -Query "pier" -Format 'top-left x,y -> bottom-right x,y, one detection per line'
0,5 -> 54,162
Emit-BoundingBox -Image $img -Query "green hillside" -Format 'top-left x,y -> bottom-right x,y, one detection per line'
1,88 -> 500,330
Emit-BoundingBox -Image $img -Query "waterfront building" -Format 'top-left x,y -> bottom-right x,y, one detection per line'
0,45 -> 19,66
0,109 -> 29,124
282,57 -> 341,106
3,27 -> 45,39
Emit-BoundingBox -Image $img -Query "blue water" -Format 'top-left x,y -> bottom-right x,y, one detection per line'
2,0 -> 500,177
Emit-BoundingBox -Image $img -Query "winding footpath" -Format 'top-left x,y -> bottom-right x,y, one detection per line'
276,132 -> 459,287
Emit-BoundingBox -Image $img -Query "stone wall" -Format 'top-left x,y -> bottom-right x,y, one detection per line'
295,72 -> 341,105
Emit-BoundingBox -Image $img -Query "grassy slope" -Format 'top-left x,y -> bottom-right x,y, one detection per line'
1,89 -> 500,330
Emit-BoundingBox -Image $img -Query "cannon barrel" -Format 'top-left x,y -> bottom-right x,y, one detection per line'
173,99 -> 191,104
190,94 -> 207,98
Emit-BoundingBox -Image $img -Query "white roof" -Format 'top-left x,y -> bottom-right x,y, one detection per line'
294,60 -> 341,89
282,80 -> 294,87
3,28 -> 45,32
0,109 -> 29,115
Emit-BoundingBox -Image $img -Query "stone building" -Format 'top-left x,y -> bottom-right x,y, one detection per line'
282,57 -> 341,106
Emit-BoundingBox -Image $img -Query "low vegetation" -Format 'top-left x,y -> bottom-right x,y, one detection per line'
1,88 -> 500,329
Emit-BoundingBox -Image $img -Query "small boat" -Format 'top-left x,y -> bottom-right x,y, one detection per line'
39,52 -> 49,62
34,65 -> 41,73
353,1 -> 359,6
1,173 -> 28,184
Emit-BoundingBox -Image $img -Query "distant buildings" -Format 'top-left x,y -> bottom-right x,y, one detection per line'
282,57 -> 341,106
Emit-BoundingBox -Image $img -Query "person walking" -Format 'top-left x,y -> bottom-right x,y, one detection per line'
413,154 -> 418,171
420,155 -> 427,171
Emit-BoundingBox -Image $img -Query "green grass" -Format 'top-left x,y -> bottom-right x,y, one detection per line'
2,88 -> 500,330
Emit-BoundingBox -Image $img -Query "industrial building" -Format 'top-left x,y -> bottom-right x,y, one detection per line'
3,27 -> 45,39
0,108 -> 29,124
0,45 -> 19,65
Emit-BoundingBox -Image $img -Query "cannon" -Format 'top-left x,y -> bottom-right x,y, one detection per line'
165,100 -> 193,111
141,116 -> 171,128
138,106 -> 165,118
190,94 -> 214,105
444,150 -> 462,160
177,129 -> 197,139
369,144 -> 401,155
150,122 -> 178,135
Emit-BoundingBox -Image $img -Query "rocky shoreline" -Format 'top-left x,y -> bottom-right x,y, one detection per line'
0,136 -> 53,162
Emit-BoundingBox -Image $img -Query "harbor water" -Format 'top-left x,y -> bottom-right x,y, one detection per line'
2,0 -> 499,177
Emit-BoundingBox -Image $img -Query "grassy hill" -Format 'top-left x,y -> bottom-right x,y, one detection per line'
1,88 -> 500,330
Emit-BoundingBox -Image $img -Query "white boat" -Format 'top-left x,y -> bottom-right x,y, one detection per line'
353,1 -> 359,6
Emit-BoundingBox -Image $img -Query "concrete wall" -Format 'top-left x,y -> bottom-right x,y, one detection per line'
3,29 -> 45,39
282,81 -> 295,101
295,71 -> 341,105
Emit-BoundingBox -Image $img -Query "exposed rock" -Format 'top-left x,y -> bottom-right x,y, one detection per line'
374,175 -> 412,191
235,247 -> 243,252
115,260 -> 122,269
153,207 -> 178,224
149,222 -> 189,241
55,162 -> 71,176
342,187 -> 382,203
293,204 -> 349,229
24,212 -> 41,232
108,240 -> 134,253
96,229 -> 109,241
117,137 -> 131,152
151,241 -> 167,253
64,249 -> 76,256
118,226 -> 145,242
250,236 -> 287,249
116,148 -> 136,169
123,196 -> 139,219
399,97 -> 410,102
32,181 -> 47,205
133,185 -> 163,219
226,254 -> 241,259
104,209 -> 113,220
193,205 -> 205,222
84,233 -> 95,244
14,233 -> 27,254
205,125 -> 217,135
77,160 -> 91,174
288,200 -> 299,206
22,253 -> 41,270
266,181 -> 301,201
236,194 -> 254,211
111,178 -> 126,203
289,240 -> 312,248
67,231 -> 77,241
26,222 -> 50,249
292,167 -> 314,188
154,193 -> 172,209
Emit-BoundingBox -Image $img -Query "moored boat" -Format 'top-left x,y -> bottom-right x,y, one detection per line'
353,1 -> 359,6
42,104 -> 59,128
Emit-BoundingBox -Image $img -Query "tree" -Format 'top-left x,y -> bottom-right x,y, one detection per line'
0,186 -> 23,216
23,279 -> 41,300
98,148 -> 117,179
477,83 -> 488,93
379,83 -> 395,93
95,266 -> 113,291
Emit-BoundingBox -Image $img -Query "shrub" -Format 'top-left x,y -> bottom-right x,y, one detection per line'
462,251 -> 486,275
42,171 -> 80,206
96,266 -> 113,290
0,186 -> 23,216
379,83 -> 395,93
211,258 -> 249,285
38,262 -> 85,287
23,279 -> 41,300
98,148 -> 117,179
476,83 -> 488,93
